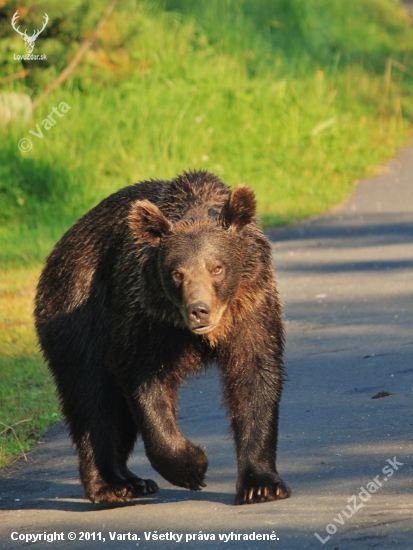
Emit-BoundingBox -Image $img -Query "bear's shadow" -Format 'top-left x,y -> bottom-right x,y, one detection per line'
0,427 -> 237,512
0,476 -> 234,512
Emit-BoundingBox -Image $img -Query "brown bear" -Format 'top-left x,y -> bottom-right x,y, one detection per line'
34,170 -> 290,505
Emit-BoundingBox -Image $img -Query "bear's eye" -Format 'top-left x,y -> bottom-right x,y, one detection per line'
212,266 -> 223,276
172,271 -> 184,283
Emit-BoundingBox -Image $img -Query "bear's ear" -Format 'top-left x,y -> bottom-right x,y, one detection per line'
220,184 -> 257,231
129,200 -> 172,246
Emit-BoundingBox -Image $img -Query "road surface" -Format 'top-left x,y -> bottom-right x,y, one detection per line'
1,144 -> 412,549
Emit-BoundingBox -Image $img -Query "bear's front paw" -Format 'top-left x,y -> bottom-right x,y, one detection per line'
151,442 -> 208,491
87,477 -> 159,503
177,443 -> 208,491
235,472 -> 291,505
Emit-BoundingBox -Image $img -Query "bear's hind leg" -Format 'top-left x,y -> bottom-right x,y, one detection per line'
66,372 -> 148,503
114,393 -> 159,497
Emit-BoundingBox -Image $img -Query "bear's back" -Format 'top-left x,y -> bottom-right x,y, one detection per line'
35,179 -> 166,320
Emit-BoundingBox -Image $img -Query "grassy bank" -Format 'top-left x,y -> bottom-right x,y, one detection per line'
1,0 -> 413,467
0,266 -> 59,468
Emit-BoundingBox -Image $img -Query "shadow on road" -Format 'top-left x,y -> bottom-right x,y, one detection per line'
268,214 -> 413,248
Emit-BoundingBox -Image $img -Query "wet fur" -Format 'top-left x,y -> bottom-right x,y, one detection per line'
34,170 -> 290,504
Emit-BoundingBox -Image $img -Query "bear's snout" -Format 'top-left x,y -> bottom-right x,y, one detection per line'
186,302 -> 211,330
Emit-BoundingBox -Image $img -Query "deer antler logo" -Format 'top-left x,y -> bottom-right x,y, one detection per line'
11,11 -> 49,54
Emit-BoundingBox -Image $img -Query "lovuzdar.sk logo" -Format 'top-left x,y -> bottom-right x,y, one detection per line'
11,10 -> 48,55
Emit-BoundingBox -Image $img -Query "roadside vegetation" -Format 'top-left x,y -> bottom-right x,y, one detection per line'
1,0 -> 412,467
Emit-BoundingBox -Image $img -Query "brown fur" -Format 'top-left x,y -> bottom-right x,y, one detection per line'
34,170 -> 290,505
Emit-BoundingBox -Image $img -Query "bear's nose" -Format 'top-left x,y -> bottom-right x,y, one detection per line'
186,302 -> 211,326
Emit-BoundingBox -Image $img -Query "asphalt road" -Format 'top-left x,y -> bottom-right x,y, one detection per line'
1,144 -> 412,550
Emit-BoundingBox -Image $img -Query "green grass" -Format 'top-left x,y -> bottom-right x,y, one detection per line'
0,267 -> 60,469
0,0 -> 413,467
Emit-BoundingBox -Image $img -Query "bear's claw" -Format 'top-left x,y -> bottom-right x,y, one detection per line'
89,477 -> 159,503
179,472 -> 207,491
235,475 -> 291,505
174,444 -> 208,491
126,476 -> 159,495
149,441 -> 208,492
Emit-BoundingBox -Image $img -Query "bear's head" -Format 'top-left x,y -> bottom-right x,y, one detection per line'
129,185 -> 257,335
